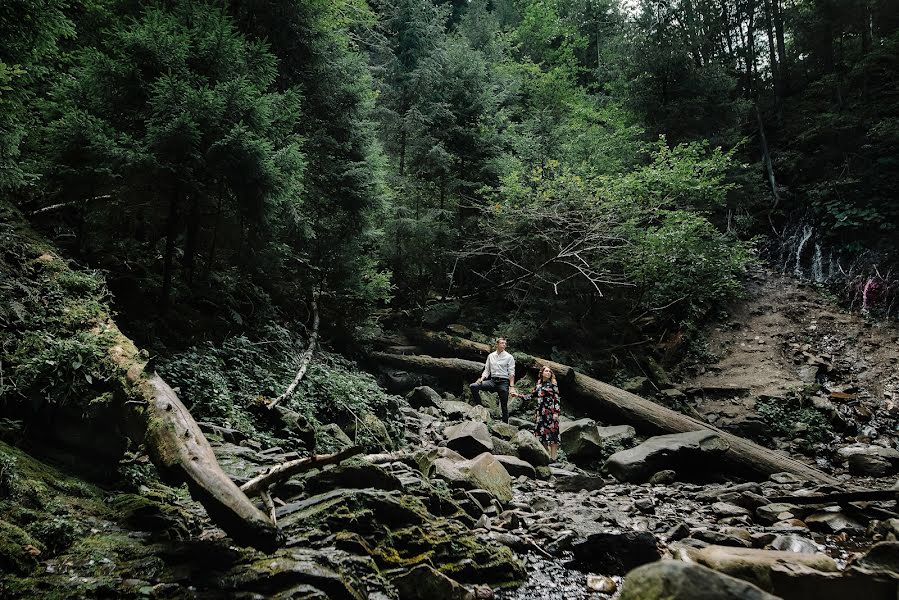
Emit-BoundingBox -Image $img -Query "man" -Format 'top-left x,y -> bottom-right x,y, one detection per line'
469,337 -> 516,423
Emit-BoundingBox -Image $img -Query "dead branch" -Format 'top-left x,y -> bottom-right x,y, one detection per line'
240,445 -> 364,498
268,295 -> 320,409
30,195 -> 113,216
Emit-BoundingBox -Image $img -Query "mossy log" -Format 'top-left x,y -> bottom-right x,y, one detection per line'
1,203 -> 279,551
379,332 -> 840,485
105,323 -> 281,551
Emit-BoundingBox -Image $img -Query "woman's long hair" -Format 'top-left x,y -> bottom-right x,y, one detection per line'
537,365 -> 557,385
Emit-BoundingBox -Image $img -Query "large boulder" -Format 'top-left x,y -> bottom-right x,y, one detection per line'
494,455 -> 536,479
419,448 -> 512,503
514,430 -> 551,467
619,560 -> 781,600
407,386 -> 443,410
445,421 -> 493,458
837,444 -> 899,477
605,431 -> 729,483
439,400 -> 476,421
560,419 -> 636,463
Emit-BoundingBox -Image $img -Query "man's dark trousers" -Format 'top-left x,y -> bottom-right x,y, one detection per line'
470,377 -> 510,422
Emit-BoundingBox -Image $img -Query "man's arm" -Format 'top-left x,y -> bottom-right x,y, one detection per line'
476,355 -> 491,383
508,355 -> 516,388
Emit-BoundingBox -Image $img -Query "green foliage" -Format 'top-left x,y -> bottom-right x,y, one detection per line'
756,397 -> 834,445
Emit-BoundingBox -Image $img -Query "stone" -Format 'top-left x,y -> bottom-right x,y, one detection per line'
422,302 -> 461,329
445,421 -> 493,458
302,462 -> 404,495
686,545 -> 838,592
318,423 -> 354,448
382,369 -> 422,394
490,422 -> 519,441
756,503 -> 803,525
855,541 -> 899,575
766,534 -> 818,554
352,412 -> 394,451
666,522 -> 691,542
391,564 -> 474,600
272,406 -> 317,449
440,400 -> 476,420
419,448 -> 512,503
469,405 -> 491,423
712,502 -> 751,518
769,472 -> 802,484
553,474 -> 607,492
490,436 -> 517,458
649,469 -> 677,484
605,431 -> 729,483
838,445 -> 899,477
514,430 -> 551,467
621,377 -> 651,394
619,560 -> 780,600
508,417 -> 532,429
559,418 -> 605,461
691,530 -> 752,548
407,386 -> 443,410
494,455 -> 536,479
568,531 -> 661,574
586,574 -> 617,594
805,509 -> 864,533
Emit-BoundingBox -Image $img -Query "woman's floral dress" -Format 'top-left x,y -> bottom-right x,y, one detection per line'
530,381 -> 561,445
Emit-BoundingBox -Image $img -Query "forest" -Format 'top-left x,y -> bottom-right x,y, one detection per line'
2,0 -> 899,598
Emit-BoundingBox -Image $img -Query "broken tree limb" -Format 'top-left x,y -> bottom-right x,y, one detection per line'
268,295 -> 320,409
240,445 -> 364,498
372,343 -> 839,486
767,489 -> 899,505
260,490 -> 277,526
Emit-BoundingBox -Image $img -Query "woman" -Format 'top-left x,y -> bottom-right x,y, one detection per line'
514,365 -> 561,460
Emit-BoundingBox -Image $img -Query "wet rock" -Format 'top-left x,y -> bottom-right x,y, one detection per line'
445,421 -> 493,458
431,452 -> 512,503
559,419 -> 604,460
619,560 -> 780,600
768,472 -> 802,484
391,564 -> 474,600
665,522 -> 691,542
494,455 -> 536,479
407,386 -> 443,410
568,531 -> 660,574
514,430 -> 551,467
854,541 -> 899,575
553,474 -> 607,492
691,530 -> 752,548
605,431 -> 729,483
301,462 -> 404,495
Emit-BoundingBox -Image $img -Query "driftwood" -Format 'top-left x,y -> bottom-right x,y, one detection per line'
268,296 -> 320,409
240,445 -> 364,498
377,332 -> 840,486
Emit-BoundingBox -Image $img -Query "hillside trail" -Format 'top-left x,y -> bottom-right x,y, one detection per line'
679,267 -> 899,447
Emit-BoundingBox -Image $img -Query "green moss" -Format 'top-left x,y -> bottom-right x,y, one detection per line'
0,520 -> 41,575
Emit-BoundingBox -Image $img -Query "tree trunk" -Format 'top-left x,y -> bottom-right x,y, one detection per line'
267,295 -> 320,409
390,333 -> 840,485
183,194 -> 200,285
756,105 -> 780,208
160,181 -> 180,313
764,0 -> 783,121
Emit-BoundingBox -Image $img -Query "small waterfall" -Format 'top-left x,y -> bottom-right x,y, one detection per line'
812,243 -> 824,283
793,225 -> 813,277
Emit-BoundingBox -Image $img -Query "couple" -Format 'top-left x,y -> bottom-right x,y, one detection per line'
469,337 -> 561,460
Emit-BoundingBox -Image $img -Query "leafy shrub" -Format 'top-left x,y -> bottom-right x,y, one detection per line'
756,397 -> 834,444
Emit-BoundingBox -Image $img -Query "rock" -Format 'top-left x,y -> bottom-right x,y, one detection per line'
553,474 -> 607,492
392,564 -> 474,600
756,503 -> 803,525
767,534 -> 818,554
508,417 -> 532,429
272,406 -> 317,449
407,386 -> 443,410
494,455 -> 536,479
302,462 -> 404,495
318,423 -> 354,448
568,531 -> 661,574
514,430 -> 551,467
534,465 -> 552,480
691,530 -> 751,548
666,522 -> 691,542
660,388 -> 686,400
0,520 -> 40,575
805,509 -> 864,533
842,445 -> 899,477
686,545 -> 838,591
769,472 -> 802,484
559,419 -> 604,460
649,469 -> 677,484
468,405 -> 491,423
440,400 -> 476,420
605,431 -> 729,483
422,302 -> 461,329
490,422 -> 519,441
712,502 -> 751,518
619,560 -> 780,600
382,369 -> 422,394
346,412 -> 394,451
855,541 -> 899,575
445,421 -> 494,458
427,451 -> 512,503
197,422 -> 246,444
490,436 -> 517,457
586,574 -> 617,594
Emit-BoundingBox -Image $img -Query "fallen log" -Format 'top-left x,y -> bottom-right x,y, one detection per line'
372,344 -> 839,486
767,489 -> 899,505
369,351 -> 485,379
268,295 -> 320,409
240,445 -> 364,498
3,202 -> 279,551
